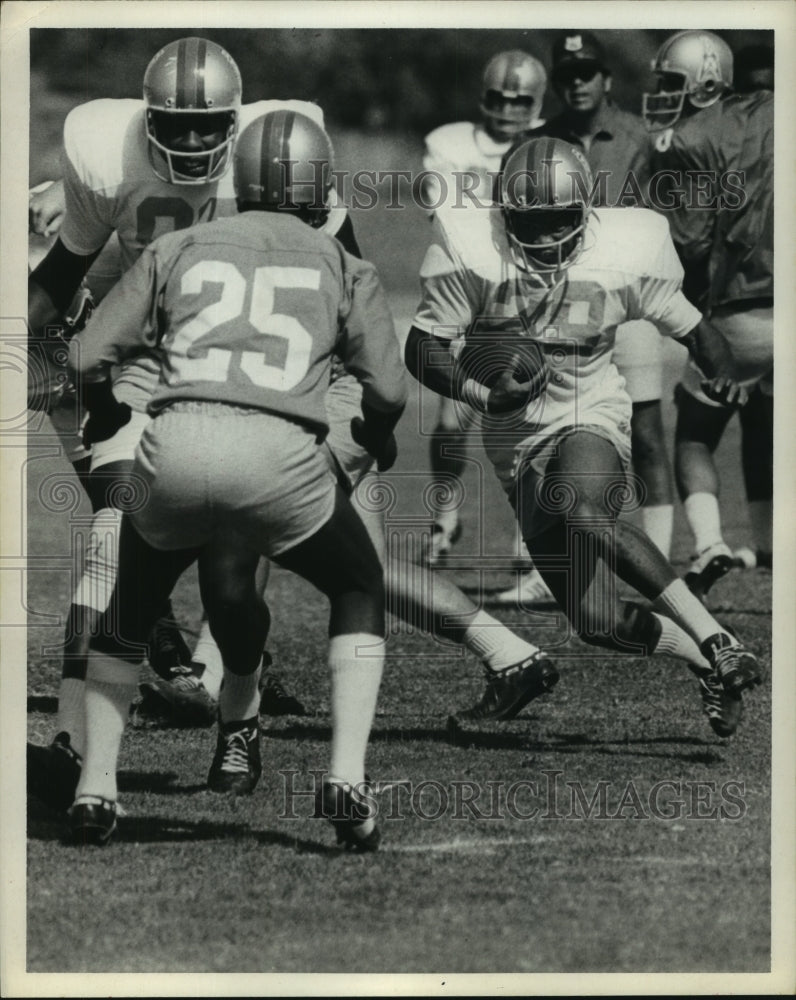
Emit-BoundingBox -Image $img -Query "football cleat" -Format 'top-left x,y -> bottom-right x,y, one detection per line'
27,731 -> 82,813
700,632 -> 761,696
259,654 -> 307,717
68,795 -> 118,846
490,568 -> 555,606
732,546 -> 772,571
698,672 -> 742,738
147,602 -> 193,680
684,542 -> 734,600
422,521 -> 462,565
453,652 -> 559,722
315,777 -> 381,852
207,716 -> 262,795
137,668 -> 218,727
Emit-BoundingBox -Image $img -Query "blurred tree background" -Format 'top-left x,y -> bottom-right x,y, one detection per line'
31,27 -> 772,134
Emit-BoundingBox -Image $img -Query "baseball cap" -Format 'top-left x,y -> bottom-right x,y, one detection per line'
551,32 -> 607,73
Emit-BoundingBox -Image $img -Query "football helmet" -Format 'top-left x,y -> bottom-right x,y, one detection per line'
233,110 -> 333,227
143,37 -> 242,184
480,51 -> 547,141
499,137 -> 593,274
643,30 -> 733,130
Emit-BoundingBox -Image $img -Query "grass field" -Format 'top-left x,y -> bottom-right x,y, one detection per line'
21,73 -> 776,984
25,338 -> 773,975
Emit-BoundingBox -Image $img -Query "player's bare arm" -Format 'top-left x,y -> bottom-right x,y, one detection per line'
676,317 -> 749,406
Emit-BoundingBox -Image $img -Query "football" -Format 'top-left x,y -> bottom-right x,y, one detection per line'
455,329 -> 549,405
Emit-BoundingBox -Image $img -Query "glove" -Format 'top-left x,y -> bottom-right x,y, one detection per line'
350,402 -> 404,473
700,376 -> 748,408
81,380 -> 133,448
350,418 -> 398,473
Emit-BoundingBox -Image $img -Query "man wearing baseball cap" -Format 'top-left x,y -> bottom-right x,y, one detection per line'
518,31 -> 677,573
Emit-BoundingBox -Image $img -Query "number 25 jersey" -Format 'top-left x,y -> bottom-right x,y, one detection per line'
71,211 -> 407,433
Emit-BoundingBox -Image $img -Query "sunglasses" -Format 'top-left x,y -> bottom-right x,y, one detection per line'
553,62 -> 602,86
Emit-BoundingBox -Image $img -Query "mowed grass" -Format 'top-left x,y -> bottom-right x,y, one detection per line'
26,337 -> 772,973
25,81 -> 771,973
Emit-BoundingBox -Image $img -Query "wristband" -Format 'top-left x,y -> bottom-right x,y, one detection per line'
461,378 -> 490,412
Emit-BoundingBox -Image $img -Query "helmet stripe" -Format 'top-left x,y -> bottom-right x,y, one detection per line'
175,37 -> 207,108
260,110 -> 295,202
195,38 -> 207,108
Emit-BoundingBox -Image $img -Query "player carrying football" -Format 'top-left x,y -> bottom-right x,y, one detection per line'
405,137 -> 762,737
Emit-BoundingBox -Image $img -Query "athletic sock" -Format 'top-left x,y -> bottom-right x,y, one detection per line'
747,499 -> 772,555
219,664 -> 262,724
653,579 -> 737,648
57,677 -> 86,757
683,492 -> 724,554
651,613 -> 711,675
192,617 -> 224,700
641,504 -> 674,559
462,610 -> 540,672
434,508 -> 460,533
72,507 -> 122,612
328,633 -> 384,791
74,654 -> 140,803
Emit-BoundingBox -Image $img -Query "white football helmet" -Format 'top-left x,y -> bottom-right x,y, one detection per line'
643,30 -> 733,130
480,51 -> 547,141
143,37 -> 242,184
499,137 -> 593,274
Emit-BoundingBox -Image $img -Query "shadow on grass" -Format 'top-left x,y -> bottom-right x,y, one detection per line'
27,695 -> 58,714
28,807 -> 337,854
446,723 -> 724,762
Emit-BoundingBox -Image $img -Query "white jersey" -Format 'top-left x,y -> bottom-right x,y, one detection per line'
60,97 -> 343,411
423,120 -> 544,207
413,204 -> 701,490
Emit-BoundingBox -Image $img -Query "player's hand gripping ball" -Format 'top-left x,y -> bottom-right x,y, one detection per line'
455,324 -> 548,415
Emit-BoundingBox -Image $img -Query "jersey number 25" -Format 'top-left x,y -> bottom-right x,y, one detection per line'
167,260 -> 318,391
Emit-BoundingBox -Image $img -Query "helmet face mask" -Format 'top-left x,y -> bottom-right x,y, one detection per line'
143,37 -> 242,185
643,30 -> 733,130
504,206 -> 585,273
500,138 -> 592,275
480,51 -> 547,142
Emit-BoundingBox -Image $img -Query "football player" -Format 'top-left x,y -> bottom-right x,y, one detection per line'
645,31 -> 774,592
520,31 -> 676,584
405,137 -> 762,737
27,37 -> 342,811
420,51 -> 554,605
66,110 -> 407,850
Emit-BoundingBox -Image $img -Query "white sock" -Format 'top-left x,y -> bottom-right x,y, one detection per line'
434,508 -> 460,532
57,677 -> 86,757
328,633 -> 384,789
75,654 -> 140,803
651,613 -> 711,676
747,500 -> 772,554
683,492 -> 723,554
192,617 -> 224,700
72,507 -> 122,612
462,610 -> 540,672
219,665 -> 262,724
641,504 -> 674,559
654,579 -> 736,649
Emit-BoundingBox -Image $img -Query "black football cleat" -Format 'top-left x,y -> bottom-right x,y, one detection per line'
137,668 -> 218,727
207,716 -> 262,795
701,632 -> 761,696
147,601 -> 193,680
258,653 -> 307,717
684,542 -> 734,601
315,777 -> 381,852
698,673 -> 743,738
68,795 -> 118,846
453,652 -> 559,723
27,731 -> 82,813
422,521 -> 463,565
